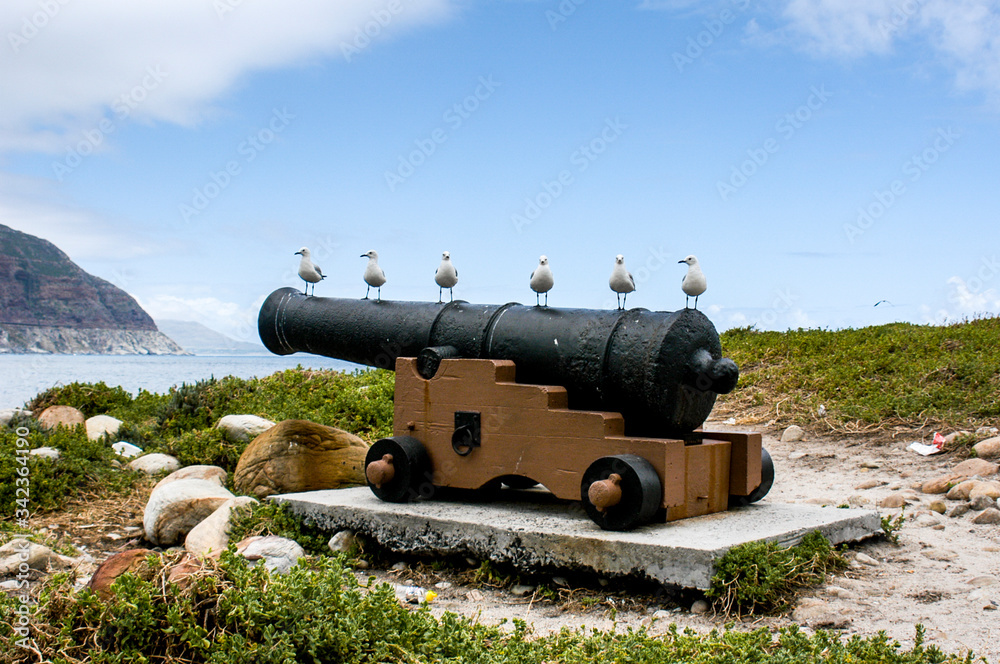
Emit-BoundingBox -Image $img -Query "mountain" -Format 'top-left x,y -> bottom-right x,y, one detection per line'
0,224 -> 185,354
156,320 -> 265,355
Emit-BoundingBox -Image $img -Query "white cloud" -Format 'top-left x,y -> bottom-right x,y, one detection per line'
137,292 -> 267,342
782,0 -> 900,57
1,0 -> 452,153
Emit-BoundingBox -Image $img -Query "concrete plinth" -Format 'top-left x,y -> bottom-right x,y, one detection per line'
273,488 -> 881,589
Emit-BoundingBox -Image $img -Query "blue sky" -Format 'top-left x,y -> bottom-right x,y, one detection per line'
2,0 -> 999,344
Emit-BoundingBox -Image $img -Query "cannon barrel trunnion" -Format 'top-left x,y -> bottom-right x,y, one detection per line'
258,288 -> 772,530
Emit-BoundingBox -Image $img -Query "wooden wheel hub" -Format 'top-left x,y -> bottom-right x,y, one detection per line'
366,453 -> 395,489
587,473 -> 623,513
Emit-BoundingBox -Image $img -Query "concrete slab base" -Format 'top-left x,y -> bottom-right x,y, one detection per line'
273,487 -> 881,589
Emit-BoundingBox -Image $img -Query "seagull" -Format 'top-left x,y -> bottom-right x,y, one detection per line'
360,250 -> 386,301
679,254 -> 706,309
529,255 -> 554,306
434,251 -> 458,303
874,300 -> 893,307
294,247 -> 324,296
609,254 -> 635,310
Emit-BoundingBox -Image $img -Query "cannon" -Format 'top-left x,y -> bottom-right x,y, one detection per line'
259,287 -> 773,530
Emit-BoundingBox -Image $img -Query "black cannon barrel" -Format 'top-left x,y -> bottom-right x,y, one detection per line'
258,287 -> 738,437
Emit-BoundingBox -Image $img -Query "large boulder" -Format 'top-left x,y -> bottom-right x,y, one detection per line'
154,465 -> 228,491
216,414 -> 276,442
234,420 -> 368,498
128,453 -> 181,475
37,405 -> 85,430
185,496 -> 258,556
85,415 -> 122,440
143,479 -> 235,546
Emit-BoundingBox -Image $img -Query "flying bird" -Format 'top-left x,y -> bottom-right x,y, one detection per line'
360,250 -> 387,301
679,254 -> 706,309
434,251 -> 458,303
294,247 -> 324,296
529,255 -> 554,307
609,254 -> 635,310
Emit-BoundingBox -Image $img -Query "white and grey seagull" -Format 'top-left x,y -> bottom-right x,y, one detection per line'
529,255 -> 554,306
679,254 -> 706,309
434,251 -> 458,303
361,250 -> 387,301
294,247 -> 324,296
609,254 -> 635,310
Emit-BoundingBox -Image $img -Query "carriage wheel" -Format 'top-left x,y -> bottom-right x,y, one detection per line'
581,454 -> 661,531
729,447 -> 775,507
364,436 -> 434,503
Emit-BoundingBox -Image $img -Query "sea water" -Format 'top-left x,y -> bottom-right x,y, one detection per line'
0,354 -> 363,409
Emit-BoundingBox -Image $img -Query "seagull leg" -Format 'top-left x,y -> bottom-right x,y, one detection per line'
449,288 -> 454,302
694,295 -> 699,310
438,286 -> 443,304
623,293 -> 627,309
544,292 -> 548,307
377,287 -> 381,302
364,285 -> 370,300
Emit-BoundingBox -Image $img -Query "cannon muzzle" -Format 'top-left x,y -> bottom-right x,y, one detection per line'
258,287 -> 737,437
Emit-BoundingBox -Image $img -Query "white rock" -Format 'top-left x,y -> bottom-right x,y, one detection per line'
690,599 -> 710,614
235,535 -> 305,574
434,581 -> 453,590
216,414 -> 276,442
788,451 -> 807,460
827,585 -> 857,599
29,446 -> 60,460
510,584 -> 535,597
854,552 -> 879,566
154,465 -> 227,490
184,496 -> 258,556
391,561 -> 408,571
967,575 -> 998,587
781,425 -> 805,442
85,415 -> 122,441
0,539 -> 77,575
112,441 -> 143,458
143,478 -> 235,546
128,453 -> 181,475
327,530 -> 356,554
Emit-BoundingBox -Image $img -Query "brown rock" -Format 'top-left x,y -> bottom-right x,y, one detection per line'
153,465 -> 228,491
921,475 -> 964,494
143,479 -> 235,546
166,554 -> 215,590
234,419 -> 369,498
87,549 -> 161,600
948,503 -> 971,518
971,508 -> 1000,525
37,405 -> 85,430
946,480 -> 980,501
952,458 -> 999,477
879,494 -> 908,508
929,500 -> 947,514
971,495 -> 997,511
974,437 -> 1000,459
970,481 -> 1000,502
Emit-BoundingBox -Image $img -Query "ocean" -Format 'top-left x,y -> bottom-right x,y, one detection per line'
0,353 -> 363,409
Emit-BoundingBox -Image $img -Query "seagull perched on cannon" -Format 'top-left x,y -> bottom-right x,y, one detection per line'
360,250 -> 386,301
679,254 -> 706,309
609,254 -> 635,310
434,251 -> 458,303
530,255 -> 554,307
294,247 -> 324,296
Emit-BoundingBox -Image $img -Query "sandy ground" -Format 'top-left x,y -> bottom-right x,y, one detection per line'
8,428 -> 1000,662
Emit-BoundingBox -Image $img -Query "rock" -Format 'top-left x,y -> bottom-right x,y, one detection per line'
879,494 -> 908,508
153,465 -> 227,490
948,503 -> 971,518
826,586 -> 857,600
913,514 -> 940,528
788,451 -> 807,460
690,599 -> 710,614
0,539 -> 77,575
953,458 -> 999,477
234,535 -> 305,574
184,496 -> 258,556
967,576 -> 998,587
0,408 -> 31,427
944,431 -> 971,446
975,427 -> 999,438
946,480 -> 980,501
854,552 -> 879,566
29,446 -> 60,460
37,405 -> 85,430
922,549 -> 957,562
929,500 -> 947,514
327,530 -> 356,554
87,549 -> 161,600
391,561 -> 408,572
970,495 -> 997,511
970,481 -> 1000,501
792,599 -> 852,628
166,555 -> 207,589
854,479 -> 881,490
85,414 -> 122,440
859,461 -> 880,469
434,581 -> 453,590
128,453 -> 181,475
233,419 -> 369,498
143,478 -> 235,546
112,441 -> 143,458
780,425 -> 804,442
510,584 -> 535,597
973,437 -> 1000,459
216,414 -> 276,442
971,508 -> 1000,525
551,576 -> 569,587
921,475 -> 963,494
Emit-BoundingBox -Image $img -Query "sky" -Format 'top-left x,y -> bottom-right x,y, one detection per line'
2,0 -> 999,345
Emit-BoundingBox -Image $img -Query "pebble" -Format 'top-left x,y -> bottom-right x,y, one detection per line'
971,508 -> 1000,525
354,559 -> 370,570
551,576 -> 569,587
328,530 -> 356,554
652,609 -> 670,620
855,480 -> 881,490
827,586 -> 857,600
970,495 -> 996,511
860,461 -> 880,469
967,576 -> 998,587
788,451 -> 807,460
854,552 -> 879,566
464,557 -> 478,567
921,475 -> 961,494
948,503 -> 971,518
391,562 -> 408,572
922,549 -> 958,562
847,495 -> 871,507
434,581 -> 453,590
879,494 -> 908,508
973,436 -> 1000,459
467,589 -> 484,602
598,578 -> 609,587
929,500 -> 947,514
932,524 -> 946,530
690,599 -> 710,614
913,514 -> 940,528
510,584 -> 535,597
781,425 -> 805,442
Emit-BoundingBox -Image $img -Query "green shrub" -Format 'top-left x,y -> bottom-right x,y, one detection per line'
25,381 -> 133,418
228,501 -> 331,555
706,530 -> 846,616
144,426 -> 245,472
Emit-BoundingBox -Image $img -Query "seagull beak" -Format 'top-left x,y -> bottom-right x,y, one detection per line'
294,251 -> 302,255
677,260 -> 685,264
360,254 -> 366,258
